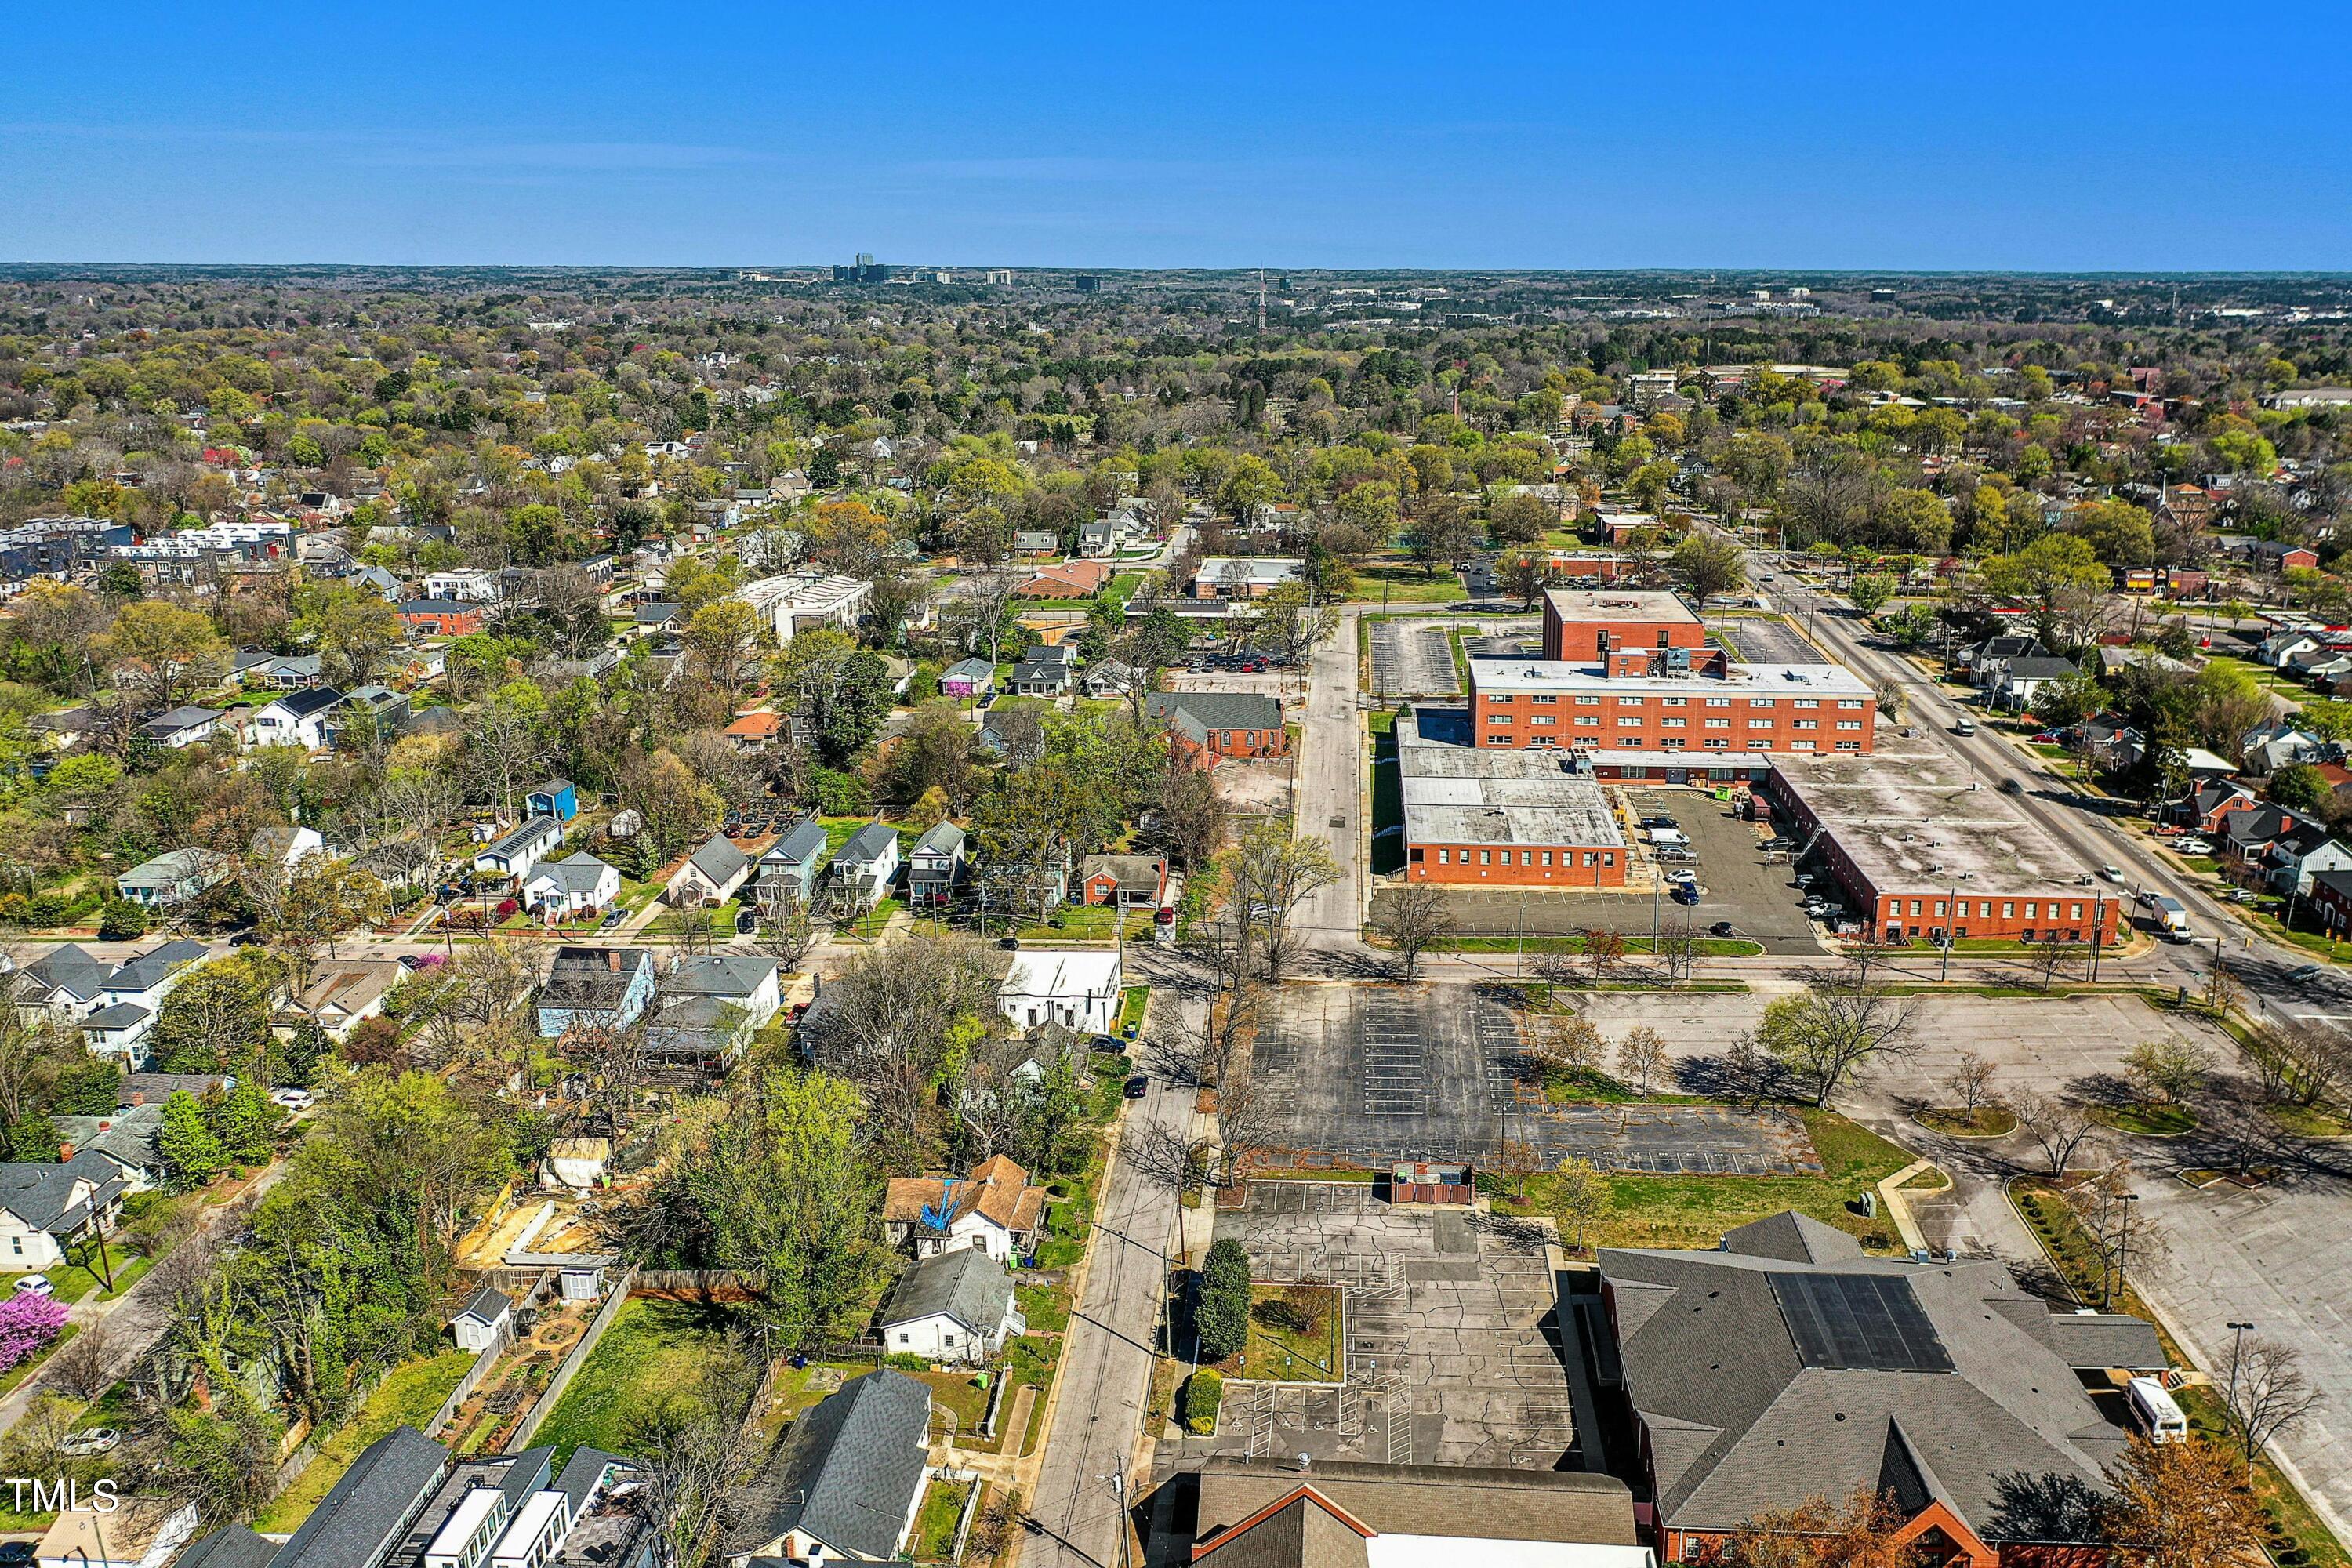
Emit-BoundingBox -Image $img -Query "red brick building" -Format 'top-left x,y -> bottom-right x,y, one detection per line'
396,597 -> 483,637
1397,708 -> 1627,887
1468,659 -> 1877,760
1144,691 -> 1288,769
1762,749 -> 2123,946
1539,586 -> 1707,661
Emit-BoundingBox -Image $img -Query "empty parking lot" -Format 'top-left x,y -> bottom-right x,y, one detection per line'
1368,620 -> 1461,696
1708,612 -> 1821,664
1250,983 -> 1820,1173
1189,1183 -> 1578,1468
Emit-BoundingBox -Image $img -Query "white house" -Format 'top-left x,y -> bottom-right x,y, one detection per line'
423,568 -> 502,602
115,848 -> 234,908
245,686 -> 347,751
881,1155 -> 1048,1262
737,570 -> 875,641
449,1286 -> 514,1352
521,851 -> 621,920
666,833 -> 754,906
877,1247 -> 1025,1366
475,816 -> 564,881
31,1493 -> 197,1568
646,953 -> 783,1059
998,946 -> 1123,1034
0,1152 -> 126,1269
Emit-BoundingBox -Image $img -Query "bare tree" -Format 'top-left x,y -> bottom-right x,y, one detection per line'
40,1323 -> 119,1405
1617,1026 -> 1669,1096
1581,927 -> 1628,983
1371,884 -> 1454,982
620,1356 -> 764,1566
1526,1011 -> 1606,1080
2123,1036 -> 2212,1106
1945,1050 -> 2000,1112
2032,939 -> 2089,993
2062,1163 -> 2167,1310
1748,959 -> 1917,1107
2218,1337 -> 2322,1479
751,895 -> 816,971
1552,1154 -> 1608,1254
2009,1087 -> 2102,1178
1230,822 -> 1340,984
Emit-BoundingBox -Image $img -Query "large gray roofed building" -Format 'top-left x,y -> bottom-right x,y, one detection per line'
267,1423 -> 449,1568
1600,1212 -> 2163,1554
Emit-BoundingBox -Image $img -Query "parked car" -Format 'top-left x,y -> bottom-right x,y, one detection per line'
270,1087 -> 314,1112
1761,836 -> 1795,851
1655,846 -> 1697,863
1709,921 -> 1740,938
1671,884 -> 1700,906
0,1541 -> 35,1566
1090,1034 -> 1126,1054
2227,888 -> 2257,903
2173,838 -> 2212,855
1640,815 -> 1679,829
58,1429 -> 120,1457
736,908 -> 758,934
601,907 -> 630,929
1123,1074 -> 1150,1099
12,1275 -> 52,1297
1999,777 -> 2024,796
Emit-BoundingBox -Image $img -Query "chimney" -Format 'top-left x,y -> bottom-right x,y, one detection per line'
607,950 -> 620,973
97,1121 -> 111,1133
129,1092 -> 146,1107
56,1142 -> 73,1162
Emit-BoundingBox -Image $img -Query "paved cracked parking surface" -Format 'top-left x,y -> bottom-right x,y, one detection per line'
1186,1184 -> 1577,1468
1368,620 -> 1461,696
1250,983 -> 1819,1173
1708,612 -> 1821,664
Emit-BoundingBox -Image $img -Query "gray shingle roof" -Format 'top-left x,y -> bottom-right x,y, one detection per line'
267,1423 -> 448,1568
912,821 -> 967,859
532,851 -> 615,895
1599,1214 -> 2133,1542
1145,690 -> 1283,739
666,953 -> 779,1000
174,1525 -> 278,1568
0,1152 -> 125,1233
734,1369 -> 931,1561
539,946 -> 652,1008
837,821 -> 898,865
684,833 -> 752,886
1719,1210 -> 1863,1265
881,1246 -> 1014,1334
453,1286 -> 511,1327
764,817 -> 829,866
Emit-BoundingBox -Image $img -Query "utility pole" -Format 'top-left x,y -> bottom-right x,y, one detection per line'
2226,1319 -> 2256,1463
1940,883 -> 1958,982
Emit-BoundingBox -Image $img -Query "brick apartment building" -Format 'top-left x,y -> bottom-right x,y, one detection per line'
1468,659 -> 1877,765
1537,586 -> 1708,661
1397,708 -> 1627,887
1763,739 -> 2122,946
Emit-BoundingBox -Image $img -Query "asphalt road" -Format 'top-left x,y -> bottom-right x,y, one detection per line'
1022,1004 -> 1192,1568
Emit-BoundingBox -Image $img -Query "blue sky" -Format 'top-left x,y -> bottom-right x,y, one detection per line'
8,2 -> 2351,270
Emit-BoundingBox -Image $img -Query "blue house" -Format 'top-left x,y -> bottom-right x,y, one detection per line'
526,777 -> 580,823
536,946 -> 657,1039
754,818 -> 831,908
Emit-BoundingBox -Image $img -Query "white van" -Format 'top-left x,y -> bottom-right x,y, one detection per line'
1648,827 -> 1689,849
2127,1375 -> 2187,1444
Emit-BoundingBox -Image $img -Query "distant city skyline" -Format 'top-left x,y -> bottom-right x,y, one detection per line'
9,2 -> 2351,270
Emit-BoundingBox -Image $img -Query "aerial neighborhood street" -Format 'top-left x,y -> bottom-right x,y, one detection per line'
4,36 -> 2352,1559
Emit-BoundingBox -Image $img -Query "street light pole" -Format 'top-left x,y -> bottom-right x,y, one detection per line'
2225,1319 -> 2256,1455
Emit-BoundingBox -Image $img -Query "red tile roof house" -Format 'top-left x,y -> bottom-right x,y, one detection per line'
397,597 -> 483,637
1144,691 -> 1288,769
1016,559 -> 1112,599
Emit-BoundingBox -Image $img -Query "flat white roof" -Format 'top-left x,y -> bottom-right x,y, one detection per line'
1398,709 -> 1624,848
1001,947 -> 1123,997
492,1491 -> 571,1565
1471,657 -> 1871,698
1540,586 -> 1694,624
1774,731 -> 2098,896
425,1489 -> 505,1566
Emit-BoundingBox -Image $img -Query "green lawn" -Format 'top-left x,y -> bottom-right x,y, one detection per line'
1116,985 -> 1150,1034
255,1350 -> 477,1530
528,1297 -> 742,1470
1426,935 -> 1763,957
2091,1102 -> 2198,1136
913,1479 -> 974,1562
1232,1284 -> 1343,1383
1348,564 -> 1468,604
1526,1109 -> 1915,1255
1914,1105 -> 2017,1137
1014,904 -> 1156,944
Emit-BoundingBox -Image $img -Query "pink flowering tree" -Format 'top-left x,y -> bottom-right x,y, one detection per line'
0,1292 -> 71,1370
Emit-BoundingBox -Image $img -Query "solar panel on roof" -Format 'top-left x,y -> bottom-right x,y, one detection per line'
1767,1271 -> 1954,1374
